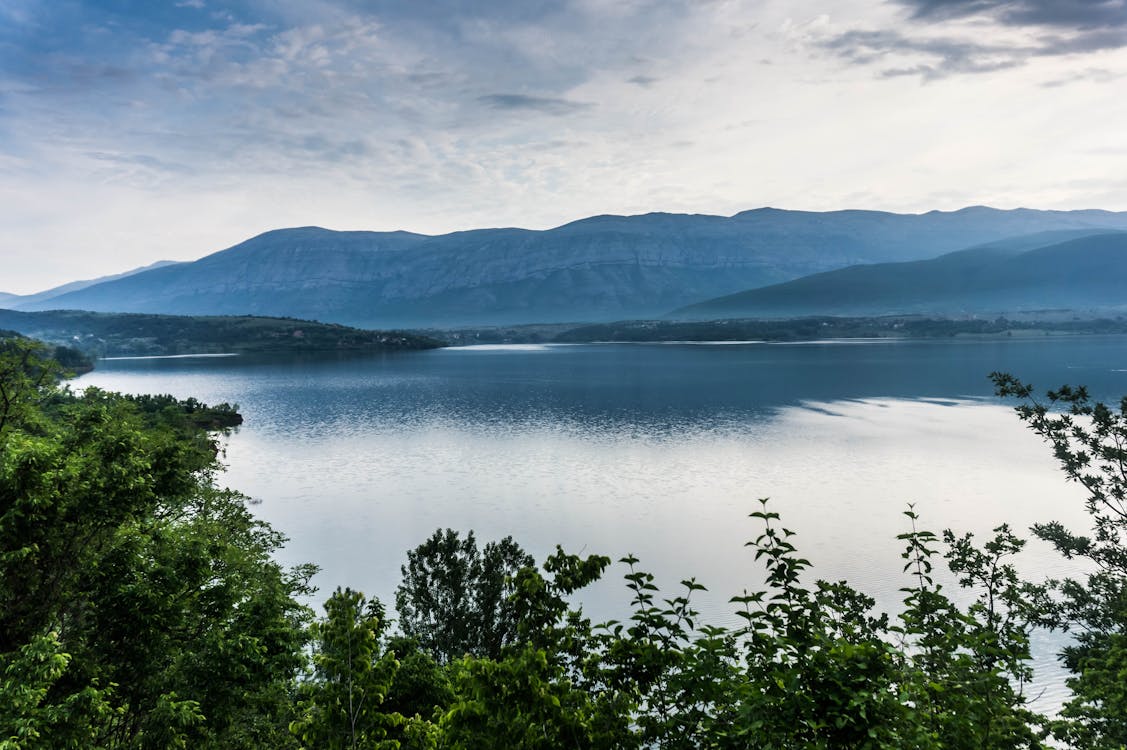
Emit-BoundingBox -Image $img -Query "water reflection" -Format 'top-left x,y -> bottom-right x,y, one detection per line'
78,337 -> 1127,711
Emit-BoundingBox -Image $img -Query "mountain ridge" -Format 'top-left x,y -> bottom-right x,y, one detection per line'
2,260 -> 181,308
9,206 -> 1127,327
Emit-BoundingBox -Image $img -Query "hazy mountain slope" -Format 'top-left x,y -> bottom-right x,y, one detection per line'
726,207 -> 1127,261
23,228 -> 430,320
2,260 -> 181,309
22,208 -> 1127,327
673,232 -> 1127,319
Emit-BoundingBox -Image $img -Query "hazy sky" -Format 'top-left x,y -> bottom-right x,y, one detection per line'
3,0 -> 1127,293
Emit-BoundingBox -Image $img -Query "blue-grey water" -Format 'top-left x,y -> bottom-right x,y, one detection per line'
78,336 -> 1127,711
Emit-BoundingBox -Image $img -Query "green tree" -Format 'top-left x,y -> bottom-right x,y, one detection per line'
719,503 -> 913,749
380,636 -> 453,728
414,503 -> 1055,750
894,510 -> 1050,749
0,631 -> 113,750
438,548 -> 635,749
0,337 -> 62,437
992,373 -> 1127,748
395,530 -> 533,664
0,336 -> 312,749
291,588 -> 401,750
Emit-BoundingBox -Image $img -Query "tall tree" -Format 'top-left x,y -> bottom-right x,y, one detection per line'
993,373 -> 1127,747
291,588 -> 400,750
395,530 -> 533,663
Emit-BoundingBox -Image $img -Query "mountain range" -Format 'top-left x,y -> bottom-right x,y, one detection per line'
673,232 -> 1127,319
6,207 -> 1127,327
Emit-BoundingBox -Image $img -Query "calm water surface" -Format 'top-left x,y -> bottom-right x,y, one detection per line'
79,336 -> 1127,709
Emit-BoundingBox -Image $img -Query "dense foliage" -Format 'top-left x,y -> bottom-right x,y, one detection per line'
0,337 -> 314,749
396,530 -> 534,664
0,310 -> 442,358
3,335 -> 1126,748
992,373 -> 1127,748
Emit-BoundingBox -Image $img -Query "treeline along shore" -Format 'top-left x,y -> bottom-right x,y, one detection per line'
424,314 -> 1127,346
0,309 -> 443,359
4,308 -> 1127,363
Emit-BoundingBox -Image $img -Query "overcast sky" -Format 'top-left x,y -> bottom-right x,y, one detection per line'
3,0 -> 1127,293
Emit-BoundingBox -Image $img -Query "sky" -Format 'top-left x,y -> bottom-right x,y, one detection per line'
2,0 -> 1127,293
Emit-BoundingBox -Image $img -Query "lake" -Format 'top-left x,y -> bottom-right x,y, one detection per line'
78,335 -> 1127,709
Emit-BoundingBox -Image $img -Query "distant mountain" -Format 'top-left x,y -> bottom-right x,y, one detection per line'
17,208 -> 1127,327
2,260 -> 180,310
673,232 -> 1127,319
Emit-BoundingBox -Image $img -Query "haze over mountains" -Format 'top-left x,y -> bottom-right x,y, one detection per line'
0,261 -> 180,310
6,207 -> 1127,327
673,232 -> 1127,319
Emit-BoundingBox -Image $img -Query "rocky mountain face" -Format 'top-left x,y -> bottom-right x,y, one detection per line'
11,208 -> 1127,327
673,232 -> 1127,319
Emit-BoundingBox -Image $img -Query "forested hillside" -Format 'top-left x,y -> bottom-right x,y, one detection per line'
0,310 -> 442,358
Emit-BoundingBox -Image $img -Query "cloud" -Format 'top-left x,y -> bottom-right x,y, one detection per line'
4,0 -> 1127,294
85,150 -> 193,173
1035,28 -> 1127,55
1040,66 -> 1125,86
896,0 -> 1127,30
821,29 -> 1027,79
476,93 -> 594,114
829,6 -> 1127,80
817,0 -> 1127,80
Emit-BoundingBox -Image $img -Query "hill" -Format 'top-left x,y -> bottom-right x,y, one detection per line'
10,208 -> 1127,327
0,310 -> 443,358
1,260 -> 181,308
673,232 -> 1127,319
0,329 -> 95,373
